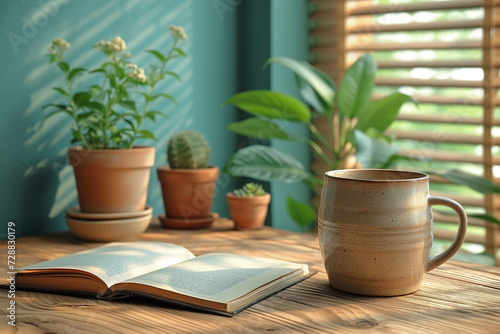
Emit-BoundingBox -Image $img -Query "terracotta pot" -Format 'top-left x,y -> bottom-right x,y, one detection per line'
68,146 -> 155,213
226,193 -> 271,230
157,166 -> 219,220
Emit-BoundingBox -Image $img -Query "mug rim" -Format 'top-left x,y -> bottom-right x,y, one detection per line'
324,169 -> 429,182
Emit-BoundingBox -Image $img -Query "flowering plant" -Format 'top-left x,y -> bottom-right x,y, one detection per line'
44,25 -> 188,149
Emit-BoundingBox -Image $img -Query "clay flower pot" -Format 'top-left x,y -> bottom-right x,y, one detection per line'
157,166 -> 219,227
68,146 -> 155,213
226,193 -> 271,230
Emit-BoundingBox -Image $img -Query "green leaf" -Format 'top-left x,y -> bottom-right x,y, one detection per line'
73,92 -> 91,106
354,129 -> 399,168
58,61 -> 70,72
224,90 -> 311,123
165,71 -> 181,81
224,145 -> 311,183
52,87 -> 69,96
142,92 -> 177,104
337,53 -> 377,118
43,108 -> 71,121
355,93 -> 416,132
146,50 -> 167,62
425,169 -> 500,194
295,63 -> 336,115
174,48 -> 186,57
266,57 -> 335,108
42,103 -> 68,111
83,101 -> 105,112
287,195 -> 316,228
138,130 -> 156,140
68,67 -> 86,81
119,100 -> 136,112
145,111 -> 166,121
227,118 -> 292,140
122,118 -> 136,130
467,213 -> 500,225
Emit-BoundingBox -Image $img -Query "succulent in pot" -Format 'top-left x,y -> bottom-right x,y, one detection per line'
226,183 -> 271,230
44,26 -> 187,213
157,130 -> 219,229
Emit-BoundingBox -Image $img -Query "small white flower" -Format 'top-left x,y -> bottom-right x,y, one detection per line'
169,25 -> 187,40
126,63 -> 138,70
109,55 -> 120,64
124,52 -> 131,58
129,67 -> 146,83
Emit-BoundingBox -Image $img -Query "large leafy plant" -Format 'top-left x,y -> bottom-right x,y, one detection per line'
44,25 -> 188,149
223,54 -> 500,228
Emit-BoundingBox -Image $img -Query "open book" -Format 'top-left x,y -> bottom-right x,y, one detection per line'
14,241 -> 311,316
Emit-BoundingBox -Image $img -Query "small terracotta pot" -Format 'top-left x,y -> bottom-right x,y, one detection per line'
157,166 -> 219,220
226,193 -> 271,230
68,146 -> 155,213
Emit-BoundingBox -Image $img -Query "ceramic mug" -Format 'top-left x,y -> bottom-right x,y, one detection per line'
318,169 -> 467,296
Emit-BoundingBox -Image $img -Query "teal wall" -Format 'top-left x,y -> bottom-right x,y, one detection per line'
270,0 -> 310,231
0,0 -> 309,238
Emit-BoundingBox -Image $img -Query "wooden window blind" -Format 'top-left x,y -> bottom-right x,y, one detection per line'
309,0 -> 500,264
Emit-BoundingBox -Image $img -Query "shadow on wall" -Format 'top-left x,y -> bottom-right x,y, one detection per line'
1,0 -> 195,238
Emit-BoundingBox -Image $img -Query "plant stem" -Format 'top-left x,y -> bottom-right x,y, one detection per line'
64,65 -> 89,149
127,37 -> 180,148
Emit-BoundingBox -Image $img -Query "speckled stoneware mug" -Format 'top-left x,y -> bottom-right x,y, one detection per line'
318,169 -> 467,296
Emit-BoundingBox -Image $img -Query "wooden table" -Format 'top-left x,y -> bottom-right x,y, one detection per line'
2,218 -> 500,334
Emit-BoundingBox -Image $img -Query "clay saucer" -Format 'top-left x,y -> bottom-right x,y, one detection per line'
159,213 -> 219,229
66,205 -> 153,221
65,213 -> 152,242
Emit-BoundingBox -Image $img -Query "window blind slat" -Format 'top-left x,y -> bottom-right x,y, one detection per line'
346,0 -> 484,16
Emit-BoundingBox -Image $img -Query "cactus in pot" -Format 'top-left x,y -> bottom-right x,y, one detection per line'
227,182 -> 271,230
167,130 -> 210,169
157,130 -> 219,229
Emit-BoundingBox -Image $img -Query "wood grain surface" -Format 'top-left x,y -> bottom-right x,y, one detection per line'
1,218 -> 500,334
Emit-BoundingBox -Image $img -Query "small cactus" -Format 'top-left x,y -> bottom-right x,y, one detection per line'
233,183 -> 267,197
167,131 -> 210,169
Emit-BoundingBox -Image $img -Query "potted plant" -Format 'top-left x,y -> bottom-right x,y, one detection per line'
157,130 -> 219,229
44,25 -> 187,213
227,183 -> 271,230
223,54 -> 500,230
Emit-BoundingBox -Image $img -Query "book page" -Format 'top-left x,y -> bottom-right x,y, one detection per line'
19,242 -> 195,287
123,253 -> 308,303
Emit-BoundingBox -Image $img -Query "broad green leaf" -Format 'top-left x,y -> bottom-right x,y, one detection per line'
266,57 -> 335,107
146,50 -> 166,62
355,92 -> 416,132
354,129 -> 399,168
58,61 -> 70,72
227,118 -> 291,140
73,92 -> 91,106
224,90 -> 311,123
295,62 -> 336,115
224,145 -> 311,183
68,67 -> 86,81
287,195 -> 317,228
337,53 -> 377,118
425,169 -> 500,194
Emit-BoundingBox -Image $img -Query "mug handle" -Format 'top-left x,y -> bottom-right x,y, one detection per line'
427,196 -> 468,272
